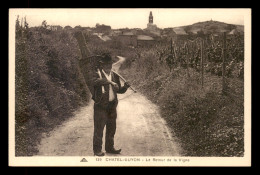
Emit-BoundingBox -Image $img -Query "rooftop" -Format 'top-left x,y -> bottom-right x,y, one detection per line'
228,29 -> 239,35
122,32 -> 134,36
137,35 -> 154,40
172,27 -> 188,35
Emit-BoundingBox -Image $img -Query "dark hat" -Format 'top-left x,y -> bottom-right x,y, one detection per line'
98,53 -> 112,64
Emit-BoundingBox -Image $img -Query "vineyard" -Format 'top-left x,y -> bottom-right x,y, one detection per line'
154,34 -> 244,79
122,33 -> 244,156
129,33 -> 244,98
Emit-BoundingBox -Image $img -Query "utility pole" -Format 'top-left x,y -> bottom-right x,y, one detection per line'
222,32 -> 227,95
201,38 -> 204,88
171,38 -> 173,55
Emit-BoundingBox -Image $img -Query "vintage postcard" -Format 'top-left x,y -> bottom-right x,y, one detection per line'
9,8 -> 251,166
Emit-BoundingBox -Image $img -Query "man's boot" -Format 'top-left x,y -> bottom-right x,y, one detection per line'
106,148 -> 121,154
94,151 -> 105,156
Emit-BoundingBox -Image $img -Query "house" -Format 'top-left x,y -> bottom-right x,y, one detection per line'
172,27 -> 188,40
100,35 -> 111,41
92,33 -> 111,41
47,25 -> 63,31
228,28 -> 243,35
116,32 -> 137,47
161,28 -> 173,37
162,27 -> 188,41
109,30 -> 122,36
130,28 -> 143,35
122,31 -> 135,36
137,35 -> 155,47
95,24 -> 111,34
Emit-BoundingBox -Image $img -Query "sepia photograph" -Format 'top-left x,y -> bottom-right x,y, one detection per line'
8,8 -> 251,166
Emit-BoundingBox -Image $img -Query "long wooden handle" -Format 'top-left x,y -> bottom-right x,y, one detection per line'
111,70 -> 137,93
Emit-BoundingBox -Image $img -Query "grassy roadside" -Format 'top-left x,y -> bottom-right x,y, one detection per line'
15,27 -> 90,156
120,50 -> 244,156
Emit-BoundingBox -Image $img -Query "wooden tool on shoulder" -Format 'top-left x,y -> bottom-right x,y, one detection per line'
111,70 -> 137,93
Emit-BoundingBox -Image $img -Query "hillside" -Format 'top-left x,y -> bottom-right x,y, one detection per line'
175,20 -> 244,34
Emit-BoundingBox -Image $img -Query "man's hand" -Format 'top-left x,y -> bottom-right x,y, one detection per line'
124,82 -> 131,88
110,81 -> 119,91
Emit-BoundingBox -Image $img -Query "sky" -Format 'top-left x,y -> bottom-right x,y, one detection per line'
11,8 -> 248,29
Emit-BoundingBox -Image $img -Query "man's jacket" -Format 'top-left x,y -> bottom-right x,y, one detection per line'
91,69 -> 128,109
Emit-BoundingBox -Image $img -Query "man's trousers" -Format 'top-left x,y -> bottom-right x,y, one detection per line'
93,101 -> 117,153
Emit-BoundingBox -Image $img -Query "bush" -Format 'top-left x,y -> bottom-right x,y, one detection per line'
15,27 -> 90,156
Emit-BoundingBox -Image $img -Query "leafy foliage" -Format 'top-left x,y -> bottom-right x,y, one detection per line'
154,34 -> 244,79
15,23 -> 90,156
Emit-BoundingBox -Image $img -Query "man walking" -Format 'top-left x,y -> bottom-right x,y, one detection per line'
91,54 -> 130,156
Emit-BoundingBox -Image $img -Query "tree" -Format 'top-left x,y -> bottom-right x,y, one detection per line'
15,15 -> 22,38
16,15 -> 20,31
24,16 -> 29,29
64,25 -> 72,30
42,20 -> 47,28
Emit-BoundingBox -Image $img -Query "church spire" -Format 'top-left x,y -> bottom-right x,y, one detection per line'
149,11 -> 153,24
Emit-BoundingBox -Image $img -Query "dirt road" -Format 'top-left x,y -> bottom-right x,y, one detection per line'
36,56 -> 181,156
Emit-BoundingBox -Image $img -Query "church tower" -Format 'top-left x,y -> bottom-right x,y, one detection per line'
146,11 -> 160,36
149,11 -> 153,24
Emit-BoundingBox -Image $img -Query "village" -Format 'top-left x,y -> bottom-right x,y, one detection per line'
44,11 -> 244,48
